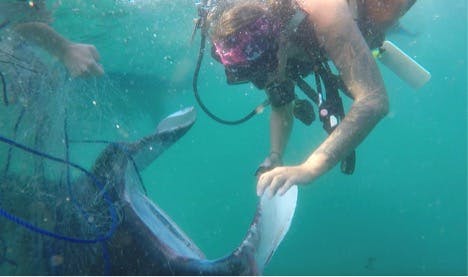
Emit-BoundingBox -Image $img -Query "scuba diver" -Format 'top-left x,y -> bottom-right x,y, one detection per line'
192,0 -> 418,197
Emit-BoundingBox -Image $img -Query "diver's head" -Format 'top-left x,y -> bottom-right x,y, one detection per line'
210,2 -> 280,88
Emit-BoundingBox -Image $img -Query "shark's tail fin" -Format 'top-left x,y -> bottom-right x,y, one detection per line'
198,186 -> 298,275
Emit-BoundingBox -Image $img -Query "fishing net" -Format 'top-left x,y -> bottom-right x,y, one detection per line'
0,29 -> 133,275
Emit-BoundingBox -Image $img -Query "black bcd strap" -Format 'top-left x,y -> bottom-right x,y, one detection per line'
295,63 -> 356,175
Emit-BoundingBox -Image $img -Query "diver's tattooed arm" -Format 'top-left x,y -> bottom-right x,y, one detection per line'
301,0 -> 389,175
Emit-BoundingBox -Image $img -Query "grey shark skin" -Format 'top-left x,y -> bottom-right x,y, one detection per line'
90,107 -> 298,275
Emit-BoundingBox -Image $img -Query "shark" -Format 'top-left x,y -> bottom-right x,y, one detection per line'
83,106 -> 297,275
0,106 -> 297,275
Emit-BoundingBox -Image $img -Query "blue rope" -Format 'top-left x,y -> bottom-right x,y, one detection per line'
101,241 -> 111,275
0,134 -> 118,244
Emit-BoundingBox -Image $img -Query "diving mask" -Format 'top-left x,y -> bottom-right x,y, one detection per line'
212,15 -> 280,85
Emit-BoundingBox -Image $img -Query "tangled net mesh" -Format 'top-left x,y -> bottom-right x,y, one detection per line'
0,31 -> 137,275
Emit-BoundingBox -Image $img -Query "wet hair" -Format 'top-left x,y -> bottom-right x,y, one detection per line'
266,0 -> 296,23
209,0 -> 297,42
210,1 -> 270,42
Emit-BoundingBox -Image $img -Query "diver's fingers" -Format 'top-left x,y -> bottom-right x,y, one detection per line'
257,171 -> 273,197
278,179 -> 295,196
88,61 -> 104,76
268,174 -> 286,198
76,68 -> 91,78
89,45 -> 101,62
68,64 -> 82,78
71,62 -> 103,78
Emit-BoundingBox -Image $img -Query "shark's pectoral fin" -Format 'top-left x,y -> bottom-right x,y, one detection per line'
254,185 -> 298,271
124,107 -> 196,171
90,107 -> 196,200
207,186 -> 298,275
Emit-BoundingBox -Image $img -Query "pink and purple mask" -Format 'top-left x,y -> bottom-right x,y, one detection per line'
213,15 -> 280,66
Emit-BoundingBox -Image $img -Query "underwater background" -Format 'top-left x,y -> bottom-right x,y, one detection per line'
1,0 -> 466,275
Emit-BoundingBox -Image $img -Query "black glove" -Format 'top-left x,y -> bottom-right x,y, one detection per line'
255,152 -> 283,177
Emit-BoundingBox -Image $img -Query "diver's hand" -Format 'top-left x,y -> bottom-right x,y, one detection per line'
62,42 -> 104,77
257,164 -> 314,198
255,152 -> 282,177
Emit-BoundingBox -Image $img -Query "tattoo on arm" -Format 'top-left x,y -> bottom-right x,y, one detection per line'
311,6 -> 389,168
314,92 -> 387,165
